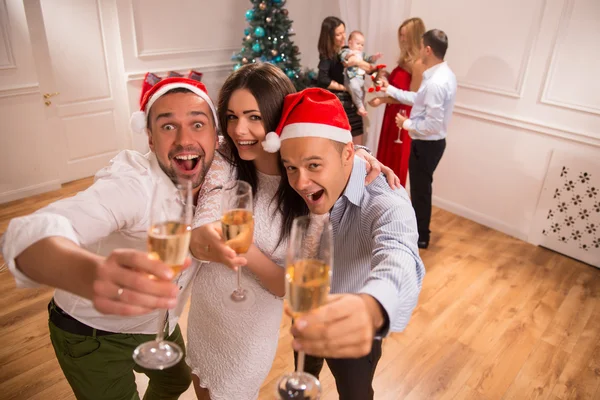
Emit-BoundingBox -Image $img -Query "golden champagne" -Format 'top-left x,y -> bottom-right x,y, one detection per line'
221,209 -> 254,254
286,259 -> 331,317
148,221 -> 191,276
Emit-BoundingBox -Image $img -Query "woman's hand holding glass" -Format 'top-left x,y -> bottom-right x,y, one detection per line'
220,180 -> 255,309
189,222 -> 247,270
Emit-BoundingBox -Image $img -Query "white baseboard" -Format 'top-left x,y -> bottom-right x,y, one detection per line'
432,195 -> 529,242
0,180 -> 61,205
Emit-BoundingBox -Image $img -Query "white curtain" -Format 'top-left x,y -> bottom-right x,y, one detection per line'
338,0 -> 411,153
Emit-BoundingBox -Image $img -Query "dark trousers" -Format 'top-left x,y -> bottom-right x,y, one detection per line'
294,340 -> 382,400
409,139 -> 446,242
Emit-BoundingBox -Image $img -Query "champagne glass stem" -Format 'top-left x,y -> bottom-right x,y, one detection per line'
156,309 -> 169,342
236,265 -> 243,292
156,272 -> 179,340
296,350 -> 306,374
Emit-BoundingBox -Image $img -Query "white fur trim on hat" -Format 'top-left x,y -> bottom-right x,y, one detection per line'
261,131 -> 281,153
280,123 -> 352,144
130,110 -> 147,134
145,82 -> 219,128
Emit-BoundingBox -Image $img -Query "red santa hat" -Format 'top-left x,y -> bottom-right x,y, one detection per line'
130,74 -> 217,134
261,87 -> 352,153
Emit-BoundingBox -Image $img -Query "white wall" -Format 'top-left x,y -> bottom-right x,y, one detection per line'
400,0 -> 600,243
332,0 -> 599,246
336,0 -> 415,155
5,0 -> 597,252
286,0 -> 341,72
117,0 -> 340,153
0,0 -> 60,201
115,0 -> 246,152
0,0 -> 343,203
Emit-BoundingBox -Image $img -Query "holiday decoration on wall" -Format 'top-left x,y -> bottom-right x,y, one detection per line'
531,151 -> 600,268
138,71 -> 203,104
231,0 -> 316,90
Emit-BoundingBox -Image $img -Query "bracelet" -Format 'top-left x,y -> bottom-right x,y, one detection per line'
354,145 -> 373,155
189,253 -> 209,264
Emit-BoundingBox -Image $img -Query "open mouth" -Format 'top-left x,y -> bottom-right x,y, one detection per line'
306,189 -> 325,203
237,140 -> 258,147
173,154 -> 200,173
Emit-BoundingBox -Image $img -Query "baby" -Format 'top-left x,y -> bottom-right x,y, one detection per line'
339,30 -> 382,117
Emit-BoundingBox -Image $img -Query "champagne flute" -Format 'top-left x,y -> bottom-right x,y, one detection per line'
276,215 -> 333,400
221,180 -> 255,310
132,179 -> 193,370
395,109 -> 407,144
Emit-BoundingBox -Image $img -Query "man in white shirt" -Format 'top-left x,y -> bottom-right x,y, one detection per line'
1,76 -> 219,399
382,29 -> 457,249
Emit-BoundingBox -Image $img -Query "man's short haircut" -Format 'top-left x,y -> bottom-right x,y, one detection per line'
422,29 -> 448,60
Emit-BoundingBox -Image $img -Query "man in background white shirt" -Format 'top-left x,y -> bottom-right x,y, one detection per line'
1,76 -> 218,399
382,29 -> 457,249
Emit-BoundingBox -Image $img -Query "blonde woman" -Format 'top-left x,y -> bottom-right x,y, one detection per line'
370,17 -> 426,186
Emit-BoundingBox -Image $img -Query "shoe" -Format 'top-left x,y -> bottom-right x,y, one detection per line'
417,240 -> 429,249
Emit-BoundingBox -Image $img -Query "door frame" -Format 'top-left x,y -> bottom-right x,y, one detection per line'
22,0 -> 130,184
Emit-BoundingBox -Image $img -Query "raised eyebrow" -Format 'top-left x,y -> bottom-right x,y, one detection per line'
281,159 -> 297,167
189,111 -> 209,118
302,156 -> 323,162
225,109 -> 261,114
155,112 -> 173,122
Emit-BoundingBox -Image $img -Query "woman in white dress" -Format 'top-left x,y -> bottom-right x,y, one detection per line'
186,63 -> 296,400
185,63 -> 400,400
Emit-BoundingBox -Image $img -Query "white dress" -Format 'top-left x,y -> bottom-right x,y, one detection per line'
186,150 -> 286,400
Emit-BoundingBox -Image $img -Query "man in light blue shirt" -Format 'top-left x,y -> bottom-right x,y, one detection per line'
383,29 -> 457,249
264,87 -> 425,400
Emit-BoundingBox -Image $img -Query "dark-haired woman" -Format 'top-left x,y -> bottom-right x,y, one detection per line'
317,16 -> 374,146
185,62 -> 397,400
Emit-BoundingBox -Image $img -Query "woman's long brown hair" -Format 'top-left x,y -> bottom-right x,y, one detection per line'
318,16 -> 345,59
217,63 -> 305,244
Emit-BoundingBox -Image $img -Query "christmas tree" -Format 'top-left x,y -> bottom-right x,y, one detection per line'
231,0 -> 316,90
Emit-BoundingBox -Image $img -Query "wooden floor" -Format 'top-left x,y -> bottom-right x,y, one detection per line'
0,177 -> 599,400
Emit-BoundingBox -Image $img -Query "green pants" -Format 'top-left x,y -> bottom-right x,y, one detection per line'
48,317 -> 191,400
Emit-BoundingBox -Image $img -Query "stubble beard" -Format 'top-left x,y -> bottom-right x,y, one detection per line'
157,152 -> 214,190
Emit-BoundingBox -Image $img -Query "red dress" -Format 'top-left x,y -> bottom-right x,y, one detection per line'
376,66 -> 412,187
